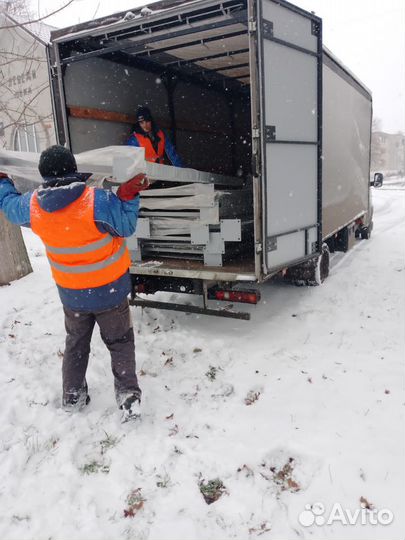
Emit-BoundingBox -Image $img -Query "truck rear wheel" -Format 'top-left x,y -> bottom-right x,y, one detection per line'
360,225 -> 371,239
285,243 -> 330,286
317,243 -> 330,283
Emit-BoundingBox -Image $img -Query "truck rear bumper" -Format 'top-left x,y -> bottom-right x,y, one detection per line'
130,258 -> 257,282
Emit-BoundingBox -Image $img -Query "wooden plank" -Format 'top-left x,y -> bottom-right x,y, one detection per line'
67,105 -> 230,136
68,106 -> 136,124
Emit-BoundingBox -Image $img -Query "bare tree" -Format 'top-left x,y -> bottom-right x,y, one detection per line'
0,0 -> 52,283
1,0 -> 78,285
0,1 -> 55,150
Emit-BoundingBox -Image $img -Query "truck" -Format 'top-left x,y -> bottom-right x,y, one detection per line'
45,0 -> 380,320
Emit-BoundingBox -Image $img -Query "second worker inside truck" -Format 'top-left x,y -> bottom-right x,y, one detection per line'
127,106 -> 183,167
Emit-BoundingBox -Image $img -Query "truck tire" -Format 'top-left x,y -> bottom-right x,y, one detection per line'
360,225 -> 371,240
285,243 -> 330,286
317,243 -> 330,283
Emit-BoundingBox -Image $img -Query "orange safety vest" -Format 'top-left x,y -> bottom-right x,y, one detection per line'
30,187 -> 131,289
134,130 -> 166,163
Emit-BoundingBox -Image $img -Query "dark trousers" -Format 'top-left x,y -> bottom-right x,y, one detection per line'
62,299 -> 141,406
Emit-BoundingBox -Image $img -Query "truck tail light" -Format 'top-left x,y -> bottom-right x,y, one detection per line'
213,289 -> 260,305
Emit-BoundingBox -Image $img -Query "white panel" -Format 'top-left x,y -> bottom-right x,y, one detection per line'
259,0 -> 321,273
262,0 -> 318,52
322,63 -> 371,237
266,231 -> 306,268
266,144 -> 318,235
264,40 -> 317,141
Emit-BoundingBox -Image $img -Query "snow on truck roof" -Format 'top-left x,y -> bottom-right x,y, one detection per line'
50,0 -> 204,42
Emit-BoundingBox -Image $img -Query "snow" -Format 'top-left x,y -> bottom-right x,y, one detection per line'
0,180 -> 404,540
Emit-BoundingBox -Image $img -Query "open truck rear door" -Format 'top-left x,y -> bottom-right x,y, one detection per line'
252,0 -> 323,274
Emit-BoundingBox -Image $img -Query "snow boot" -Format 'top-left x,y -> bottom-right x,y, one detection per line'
62,381 -> 90,412
119,393 -> 141,423
62,392 -> 90,412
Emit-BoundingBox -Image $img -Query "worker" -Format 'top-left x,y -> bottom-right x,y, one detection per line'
0,145 -> 149,422
127,106 -> 183,167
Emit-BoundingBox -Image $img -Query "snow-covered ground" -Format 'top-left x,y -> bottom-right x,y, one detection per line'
0,180 -> 404,540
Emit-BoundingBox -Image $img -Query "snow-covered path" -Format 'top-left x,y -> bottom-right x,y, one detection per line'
0,182 -> 404,540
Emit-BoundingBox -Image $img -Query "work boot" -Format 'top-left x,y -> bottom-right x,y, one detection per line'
62,380 -> 90,412
62,392 -> 90,412
119,393 -> 141,423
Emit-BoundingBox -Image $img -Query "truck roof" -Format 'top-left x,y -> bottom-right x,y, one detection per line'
50,0 -> 371,100
323,46 -> 372,100
50,0 -> 212,42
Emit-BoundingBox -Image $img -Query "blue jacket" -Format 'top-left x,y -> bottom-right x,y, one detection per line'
127,128 -> 183,167
0,176 -> 139,312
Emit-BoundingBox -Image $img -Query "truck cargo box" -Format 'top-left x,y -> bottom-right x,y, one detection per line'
45,0 -> 373,318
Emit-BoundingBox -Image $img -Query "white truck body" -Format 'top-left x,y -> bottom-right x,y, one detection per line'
45,0 -> 373,318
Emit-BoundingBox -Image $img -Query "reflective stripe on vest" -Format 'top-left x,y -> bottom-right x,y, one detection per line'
45,234 -> 113,255
134,130 -> 165,163
47,240 -> 127,274
30,187 -> 131,289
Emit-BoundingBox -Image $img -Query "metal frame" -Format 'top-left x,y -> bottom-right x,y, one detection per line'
52,43 -> 71,148
58,10 -> 248,66
255,0 -> 323,275
247,0 -> 262,282
130,261 -> 256,282
129,296 -> 251,320
52,7 -> 251,105
131,29 -> 247,58
51,0 -> 246,42
46,44 -> 67,146
162,47 -> 250,68
194,61 -> 249,74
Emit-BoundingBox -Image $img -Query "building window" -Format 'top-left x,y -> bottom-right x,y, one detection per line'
13,124 -> 40,152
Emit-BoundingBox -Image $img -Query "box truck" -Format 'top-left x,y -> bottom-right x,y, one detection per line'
45,0 -> 379,319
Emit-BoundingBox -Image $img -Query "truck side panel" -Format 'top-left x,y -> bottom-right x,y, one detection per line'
322,53 -> 372,238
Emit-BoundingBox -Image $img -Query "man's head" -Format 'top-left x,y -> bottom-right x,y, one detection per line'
38,145 -> 77,178
136,106 -> 153,134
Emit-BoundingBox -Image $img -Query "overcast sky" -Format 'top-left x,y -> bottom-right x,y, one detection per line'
35,0 -> 405,133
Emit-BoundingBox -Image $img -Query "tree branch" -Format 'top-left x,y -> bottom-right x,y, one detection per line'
2,0 -> 77,28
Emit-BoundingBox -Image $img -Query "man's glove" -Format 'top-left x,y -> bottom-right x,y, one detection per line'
117,173 -> 149,201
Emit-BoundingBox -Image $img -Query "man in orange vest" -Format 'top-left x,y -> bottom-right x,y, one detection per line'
0,145 -> 149,422
127,106 -> 183,167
